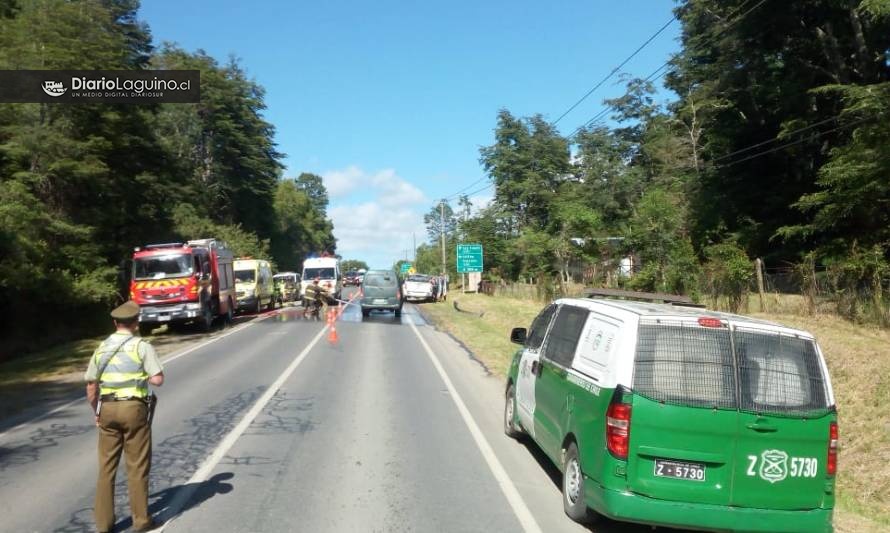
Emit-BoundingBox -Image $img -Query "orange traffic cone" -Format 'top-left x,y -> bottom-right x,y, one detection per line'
327,323 -> 339,345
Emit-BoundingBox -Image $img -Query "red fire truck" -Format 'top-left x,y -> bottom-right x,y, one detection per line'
130,239 -> 236,335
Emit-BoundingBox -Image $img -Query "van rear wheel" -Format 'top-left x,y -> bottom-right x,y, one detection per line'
563,442 -> 598,524
504,384 -> 523,439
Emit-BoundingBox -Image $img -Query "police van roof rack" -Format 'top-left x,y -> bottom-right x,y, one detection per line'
581,288 -> 701,306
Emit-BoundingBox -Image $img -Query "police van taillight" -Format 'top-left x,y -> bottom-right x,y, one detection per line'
827,421 -> 838,476
606,388 -> 632,459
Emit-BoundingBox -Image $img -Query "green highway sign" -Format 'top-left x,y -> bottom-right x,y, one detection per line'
456,244 -> 483,273
400,262 -> 412,274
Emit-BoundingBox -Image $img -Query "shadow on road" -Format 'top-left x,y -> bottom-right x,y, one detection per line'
516,438 -> 695,533
112,472 -> 235,531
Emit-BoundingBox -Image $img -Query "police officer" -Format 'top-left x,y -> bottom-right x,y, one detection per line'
84,301 -> 164,533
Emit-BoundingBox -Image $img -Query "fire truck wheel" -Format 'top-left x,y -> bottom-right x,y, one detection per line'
255,298 -> 262,315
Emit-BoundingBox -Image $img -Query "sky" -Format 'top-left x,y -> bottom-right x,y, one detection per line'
140,0 -> 682,269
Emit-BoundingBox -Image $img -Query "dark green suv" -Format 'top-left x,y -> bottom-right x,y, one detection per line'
360,270 -> 403,318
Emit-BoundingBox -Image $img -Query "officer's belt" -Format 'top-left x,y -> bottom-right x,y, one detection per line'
100,394 -> 147,402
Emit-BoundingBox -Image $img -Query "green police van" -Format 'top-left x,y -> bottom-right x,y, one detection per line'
504,297 -> 838,532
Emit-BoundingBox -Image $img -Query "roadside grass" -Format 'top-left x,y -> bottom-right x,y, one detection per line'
749,310 -> 890,526
420,295 -> 542,376
420,293 -> 890,527
0,336 -> 104,387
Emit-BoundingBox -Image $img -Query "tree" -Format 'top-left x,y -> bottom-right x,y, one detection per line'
340,259 -> 369,272
295,172 -> 329,216
479,110 -> 572,232
423,201 -> 456,243
668,0 -> 890,261
270,179 -> 336,271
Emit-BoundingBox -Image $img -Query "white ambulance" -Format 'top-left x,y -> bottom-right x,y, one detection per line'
300,256 -> 341,301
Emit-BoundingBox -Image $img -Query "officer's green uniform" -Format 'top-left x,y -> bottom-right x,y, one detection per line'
84,301 -> 163,533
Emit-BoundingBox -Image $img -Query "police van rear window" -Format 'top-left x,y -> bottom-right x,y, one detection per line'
364,273 -> 397,287
735,328 -> 830,416
633,319 -> 831,416
633,320 -> 737,409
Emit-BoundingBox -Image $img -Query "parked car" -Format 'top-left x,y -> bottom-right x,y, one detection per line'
403,274 -> 435,302
504,296 -> 837,532
273,272 -> 301,302
343,270 -> 359,286
360,270 -> 403,318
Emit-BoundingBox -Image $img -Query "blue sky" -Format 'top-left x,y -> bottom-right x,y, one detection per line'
140,0 -> 681,269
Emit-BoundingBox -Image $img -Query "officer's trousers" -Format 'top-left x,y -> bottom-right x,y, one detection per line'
95,400 -> 151,532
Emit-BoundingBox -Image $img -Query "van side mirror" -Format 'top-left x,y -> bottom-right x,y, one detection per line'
510,327 -> 527,345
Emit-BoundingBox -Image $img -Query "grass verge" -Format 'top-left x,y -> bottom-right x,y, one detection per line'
0,336 -> 104,388
420,293 -> 890,528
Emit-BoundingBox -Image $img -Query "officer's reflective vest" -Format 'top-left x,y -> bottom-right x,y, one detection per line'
95,336 -> 149,398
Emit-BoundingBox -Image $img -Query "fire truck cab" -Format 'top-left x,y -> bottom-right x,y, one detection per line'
130,239 -> 236,335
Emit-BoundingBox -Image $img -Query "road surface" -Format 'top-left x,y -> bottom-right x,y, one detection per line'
0,288 -> 680,533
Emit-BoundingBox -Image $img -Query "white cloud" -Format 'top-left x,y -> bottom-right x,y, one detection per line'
322,166 -> 429,267
322,165 -> 364,198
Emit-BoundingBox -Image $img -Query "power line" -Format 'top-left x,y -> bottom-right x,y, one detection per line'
445,176 -> 488,200
712,115 -> 841,163
551,16 -> 677,126
718,115 -> 875,168
569,0 -> 768,138
463,183 -> 495,198
444,16 -> 671,202
569,61 -> 671,138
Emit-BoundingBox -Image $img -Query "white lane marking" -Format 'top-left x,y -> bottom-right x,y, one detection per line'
153,324 -> 329,532
0,315 -> 272,441
407,320 -> 543,533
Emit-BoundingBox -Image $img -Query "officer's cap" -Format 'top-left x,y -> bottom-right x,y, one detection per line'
111,300 -> 140,321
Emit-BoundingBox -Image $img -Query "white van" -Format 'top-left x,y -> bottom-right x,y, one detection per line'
301,257 -> 341,301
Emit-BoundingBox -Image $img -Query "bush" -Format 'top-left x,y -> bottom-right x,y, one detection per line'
703,242 -> 753,313
826,244 -> 890,325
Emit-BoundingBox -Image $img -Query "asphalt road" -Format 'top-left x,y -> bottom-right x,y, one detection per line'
0,287 -> 680,533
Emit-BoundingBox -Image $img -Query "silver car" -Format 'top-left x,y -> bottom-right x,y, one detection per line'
360,270 -> 403,318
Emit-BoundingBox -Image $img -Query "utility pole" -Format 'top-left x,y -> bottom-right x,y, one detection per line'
439,199 -> 447,278
413,232 -> 416,264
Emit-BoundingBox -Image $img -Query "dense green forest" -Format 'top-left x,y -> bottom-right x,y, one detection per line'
0,0 -> 335,358
419,0 -> 890,321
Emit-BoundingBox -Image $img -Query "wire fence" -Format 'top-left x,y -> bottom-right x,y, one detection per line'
479,258 -> 890,327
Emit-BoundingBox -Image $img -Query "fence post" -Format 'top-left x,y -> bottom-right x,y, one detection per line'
755,258 -> 765,312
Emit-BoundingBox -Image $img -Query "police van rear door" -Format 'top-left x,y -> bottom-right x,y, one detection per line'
627,317 -> 738,506
730,325 -> 834,510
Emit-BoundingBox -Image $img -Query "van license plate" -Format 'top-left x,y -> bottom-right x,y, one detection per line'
373,299 -> 387,304
654,459 -> 705,481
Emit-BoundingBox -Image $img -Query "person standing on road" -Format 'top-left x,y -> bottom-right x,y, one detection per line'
84,301 -> 164,533
303,277 -> 328,319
